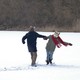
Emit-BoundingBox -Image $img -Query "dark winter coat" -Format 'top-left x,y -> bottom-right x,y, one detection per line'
22,31 -> 46,52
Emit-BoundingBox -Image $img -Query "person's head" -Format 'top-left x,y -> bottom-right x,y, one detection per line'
29,26 -> 35,31
53,31 -> 60,38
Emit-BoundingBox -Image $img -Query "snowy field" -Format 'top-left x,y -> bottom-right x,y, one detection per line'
0,31 -> 80,80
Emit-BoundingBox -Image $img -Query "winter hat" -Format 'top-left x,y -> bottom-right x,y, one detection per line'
54,31 -> 60,38
29,26 -> 35,31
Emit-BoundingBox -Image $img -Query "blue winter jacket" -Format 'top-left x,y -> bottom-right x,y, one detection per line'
22,31 -> 46,52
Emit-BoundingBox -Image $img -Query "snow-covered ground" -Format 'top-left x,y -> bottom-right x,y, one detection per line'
0,31 -> 80,80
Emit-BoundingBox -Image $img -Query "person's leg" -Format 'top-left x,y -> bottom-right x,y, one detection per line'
31,52 -> 37,66
49,51 -> 53,64
46,50 -> 50,65
32,52 -> 37,65
47,52 -> 50,61
30,52 -> 33,65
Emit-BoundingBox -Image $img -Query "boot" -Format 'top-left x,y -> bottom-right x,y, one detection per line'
46,60 -> 49,65
49,59 -> 52,64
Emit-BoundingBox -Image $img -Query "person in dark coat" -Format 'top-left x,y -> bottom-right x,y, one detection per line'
22,26 -> 47,67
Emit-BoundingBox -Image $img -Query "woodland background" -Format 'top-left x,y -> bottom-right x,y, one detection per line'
0,0 -> 80,32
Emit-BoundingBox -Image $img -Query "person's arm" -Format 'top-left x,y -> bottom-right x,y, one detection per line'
58,36 -> 72,46
63,42 -> 72,46
36,32 -> 48,39
22,34 -> 27,44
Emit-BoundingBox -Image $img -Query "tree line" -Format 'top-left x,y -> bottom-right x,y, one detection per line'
0,0 -> 80,30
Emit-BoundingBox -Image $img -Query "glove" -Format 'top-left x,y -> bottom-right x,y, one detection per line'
43,37 -> 48,40
68,43 -> 72,46
22,41 -> 25,44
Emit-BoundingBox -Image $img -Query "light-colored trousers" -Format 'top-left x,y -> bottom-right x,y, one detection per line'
46,50 -> 53,61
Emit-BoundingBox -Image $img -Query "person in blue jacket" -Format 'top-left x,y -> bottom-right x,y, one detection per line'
22,26 -> 47,67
